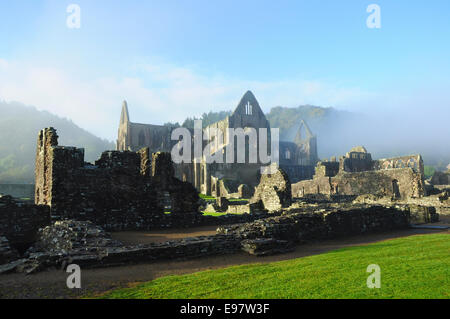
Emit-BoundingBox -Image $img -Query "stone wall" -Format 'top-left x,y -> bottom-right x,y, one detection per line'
251,165 -> 292,211
340,149 -> 373,173
314,161 -> 340,178
203,200 -> 255,215
292,147 -> 425,200
218,205 -> 411,242
1,220 -> 243,274
1,204 -> 417,272
34,128 -> 201,231
293,168 -> 425,199
354,192 -> 450,217
210,178 -> 255,199
279,164 -> 316,183
226,203 -> 252,214
337,169 -> 424,198
431,171 -> 450,185
373,155 -> 424,174
0,195 -> 50,249
0,237 -> 19,265
407,205 -> 439,224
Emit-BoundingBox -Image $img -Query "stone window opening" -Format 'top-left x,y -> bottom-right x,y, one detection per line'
245,101 -> 253,115
392,179 -> 401,199
285,149 -> 291,160
138,130 -> 146,146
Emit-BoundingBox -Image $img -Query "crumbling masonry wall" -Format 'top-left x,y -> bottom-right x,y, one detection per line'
251,165 -> 292,212
293,168 -> 425,199
218,205 -> 411,243
35,128 -> 201,231
0,195 -> 50,250
431,171 -> 450,185
292,149 -> 425,199
2,205 -> 416,272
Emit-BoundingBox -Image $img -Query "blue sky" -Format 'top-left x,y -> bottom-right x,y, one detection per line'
0,0 -> 449,140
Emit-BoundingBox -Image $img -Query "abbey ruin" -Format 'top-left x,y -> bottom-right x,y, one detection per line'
117,91 -> 318,196
292,146 -> 425,199
0,90 -> 448,275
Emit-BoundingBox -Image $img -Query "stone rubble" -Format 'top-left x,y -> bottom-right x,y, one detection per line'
0,128 -> 445,276
240,239 -> 294,256
0,201 -> 441,275
218,205 -> 412,242
0,237 -> 19,265
0,195 -> 50,250
250,165 -> 292,212
30,220 -> 123,255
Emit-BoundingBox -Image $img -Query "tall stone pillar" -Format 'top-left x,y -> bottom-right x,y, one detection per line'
35,127 -> 58,206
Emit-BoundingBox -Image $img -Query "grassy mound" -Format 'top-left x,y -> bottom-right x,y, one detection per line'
99,233 -> 449,299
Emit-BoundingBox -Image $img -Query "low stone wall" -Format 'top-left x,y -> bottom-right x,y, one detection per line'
353,193 -> 450,217
0,237 -> 19,265
430,171 -> 450,186
1,220 -> 242,274
438,207 -> 450,215
0,204 -> 436,274
293,168 -> 425,199
404,205 -> 439,224
96,235 -> 241,267
251,165 -> 292,212
241,238 -> 294,256
201,197 -> 256,215
0,195 -> 50,249
226,204 -> 251,214
31,220 -> 238,269
218,205 -> 411,242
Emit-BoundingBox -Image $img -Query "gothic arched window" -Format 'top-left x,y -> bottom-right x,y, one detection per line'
138,130 -> 146,146
285,149 -> 291,160
245,101 -> 253,115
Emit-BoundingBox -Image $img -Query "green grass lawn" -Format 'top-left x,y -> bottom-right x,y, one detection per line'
202,211 -> 245,217
202,211 -> 227,217
199,194 -> 216,201
98,233 -> 449,299
199,194 -> 248,203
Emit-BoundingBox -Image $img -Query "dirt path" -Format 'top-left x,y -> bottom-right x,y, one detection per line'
111,226 -> 218,245
0,227 -> 447,299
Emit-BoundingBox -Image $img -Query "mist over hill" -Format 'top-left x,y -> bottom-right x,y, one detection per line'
267,105 -> 450,171
171,105 -> 450,171
1,100 -> 448,184
0,101 -> 115,183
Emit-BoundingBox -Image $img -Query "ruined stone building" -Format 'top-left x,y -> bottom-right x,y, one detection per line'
292,146 -> 426,199
35,127 -> 201,231
116,100 -> 173,153
117,90 -> 318,196
430,170 -> 450,186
